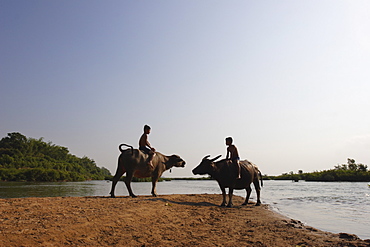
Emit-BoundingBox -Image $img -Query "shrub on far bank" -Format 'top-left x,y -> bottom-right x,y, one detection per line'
0,132 -> 111,182
273,159 -> 370,182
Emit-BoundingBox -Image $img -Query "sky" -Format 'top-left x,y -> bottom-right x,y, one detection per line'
1,0 -> 370,177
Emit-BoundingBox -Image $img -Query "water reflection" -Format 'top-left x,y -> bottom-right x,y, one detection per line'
0,181 -> 107,198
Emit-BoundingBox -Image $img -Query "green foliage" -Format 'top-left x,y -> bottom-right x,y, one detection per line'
274,158 -> 370,182
0,132 -> 111,182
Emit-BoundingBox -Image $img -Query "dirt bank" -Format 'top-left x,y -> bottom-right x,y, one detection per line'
0,194 -> 369,246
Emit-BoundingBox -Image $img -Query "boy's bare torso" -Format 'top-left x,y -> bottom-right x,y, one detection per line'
227,145 -> 239,159
139,133 -> 150,148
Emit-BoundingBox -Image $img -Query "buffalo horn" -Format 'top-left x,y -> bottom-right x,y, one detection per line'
210,155 -> 222,162
202,155 -> 211,160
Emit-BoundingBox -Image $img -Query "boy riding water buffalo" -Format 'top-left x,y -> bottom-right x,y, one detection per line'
110,125 -> 186,198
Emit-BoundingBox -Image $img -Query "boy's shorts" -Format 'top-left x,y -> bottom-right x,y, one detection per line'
139,146 -> 151,154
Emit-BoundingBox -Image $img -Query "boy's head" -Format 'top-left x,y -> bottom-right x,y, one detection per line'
225,137 -> 233,145
144,125 -> 151,134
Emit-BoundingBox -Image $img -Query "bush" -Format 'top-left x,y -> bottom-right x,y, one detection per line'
0,132 -> 112,182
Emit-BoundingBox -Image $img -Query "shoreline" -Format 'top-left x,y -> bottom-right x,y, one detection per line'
1,194 -> 369,246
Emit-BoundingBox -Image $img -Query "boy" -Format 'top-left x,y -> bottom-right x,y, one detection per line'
139,125 -> 156,169
225,137 -> 241,179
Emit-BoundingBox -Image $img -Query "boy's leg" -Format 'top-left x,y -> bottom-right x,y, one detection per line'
140,147 -> 154,169
235,160 -> 241,179
147,151 -> 155,169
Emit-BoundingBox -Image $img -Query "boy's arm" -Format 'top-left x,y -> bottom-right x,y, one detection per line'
147,140 -> 155,152
226,148 -> 230,159
146,139 -> 152,149
234,146 -> 240,158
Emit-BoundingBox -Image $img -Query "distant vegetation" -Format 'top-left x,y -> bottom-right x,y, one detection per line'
0,132 -> 111,182
267,158 -> 370,182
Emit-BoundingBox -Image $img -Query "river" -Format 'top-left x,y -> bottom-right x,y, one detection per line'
1,180 -> 369,239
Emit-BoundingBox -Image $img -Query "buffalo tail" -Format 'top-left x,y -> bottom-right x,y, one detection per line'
119,144 -> 134,155
259,171 -> 264,187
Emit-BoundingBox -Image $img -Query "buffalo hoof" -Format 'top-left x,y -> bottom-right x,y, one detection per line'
130,194 -> 137,198
226,204 -> 233,208
220,203 -> 226,207
255,202 -> 261,206
110,194 -> 116,198
242,202 -> 247,206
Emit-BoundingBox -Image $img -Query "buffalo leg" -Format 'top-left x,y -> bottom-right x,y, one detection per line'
220,186 -> 227,207
124,170 -> 137,198
151,177 -> 158,197
242,185 -> 252,205
227,187 -> 234,207
110,166 -> 126,198
253,179 -> 261,206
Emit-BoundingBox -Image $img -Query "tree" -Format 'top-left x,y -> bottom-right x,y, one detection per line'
347,158 -> 358,171
358,164 -> 368,172
0,132 -> 27,153
0,132 -> 111,182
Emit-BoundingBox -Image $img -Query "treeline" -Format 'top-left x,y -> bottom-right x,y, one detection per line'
0,132 -> 111,182
270,158 -> 370,182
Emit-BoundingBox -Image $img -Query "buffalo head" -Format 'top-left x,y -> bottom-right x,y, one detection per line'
192,155 -> 222,175
165,155 -> 186,169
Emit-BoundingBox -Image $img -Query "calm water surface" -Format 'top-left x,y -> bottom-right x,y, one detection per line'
1,180 -> 369,239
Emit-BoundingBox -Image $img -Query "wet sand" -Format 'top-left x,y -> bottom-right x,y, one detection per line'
1,194 -> 369,246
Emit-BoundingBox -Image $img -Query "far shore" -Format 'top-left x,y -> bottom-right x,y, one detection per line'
1,194 -> 369,246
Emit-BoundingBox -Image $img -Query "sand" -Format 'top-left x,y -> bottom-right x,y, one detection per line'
0,194 -> 369,247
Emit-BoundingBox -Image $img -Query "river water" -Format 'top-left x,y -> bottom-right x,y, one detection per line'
1,180 -> 369,239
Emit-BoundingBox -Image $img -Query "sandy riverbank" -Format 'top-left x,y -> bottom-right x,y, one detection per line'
0,194 -> 369,247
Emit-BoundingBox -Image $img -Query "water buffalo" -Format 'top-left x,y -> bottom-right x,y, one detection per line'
110,144 -> 186,198
192,155 -> 263,207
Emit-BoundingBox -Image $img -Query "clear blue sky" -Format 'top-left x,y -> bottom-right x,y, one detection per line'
1,0 -> 370,176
